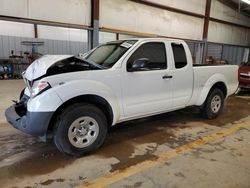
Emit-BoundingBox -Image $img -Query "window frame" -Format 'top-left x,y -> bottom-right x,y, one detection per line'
126,42 -> 168,72
171,43 -> 188,69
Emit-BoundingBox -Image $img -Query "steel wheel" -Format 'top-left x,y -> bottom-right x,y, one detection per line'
54,103 -> 108,155
210,94 -> 222,113
202,88 -> 224,119
68,116 -> 99,148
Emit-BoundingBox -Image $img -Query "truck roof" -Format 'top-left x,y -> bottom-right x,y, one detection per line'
117,37 -> 185,43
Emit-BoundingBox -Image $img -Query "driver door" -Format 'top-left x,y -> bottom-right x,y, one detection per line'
121,42 -> 173,118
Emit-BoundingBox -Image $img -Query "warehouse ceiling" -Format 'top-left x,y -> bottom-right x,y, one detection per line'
219,0 -> 250,17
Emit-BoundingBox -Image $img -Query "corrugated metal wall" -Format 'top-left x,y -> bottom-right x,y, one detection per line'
0,32 -> 247,66
222,45 -> 245,65
0,35 -> 88,59
186,41 -> 204,64
206,43 -> 223,60
186,41 -> 196,57
0,21 -> 89,58
204,42 -> 246,65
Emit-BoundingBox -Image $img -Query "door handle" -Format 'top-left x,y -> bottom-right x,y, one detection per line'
162,75 -> 173,79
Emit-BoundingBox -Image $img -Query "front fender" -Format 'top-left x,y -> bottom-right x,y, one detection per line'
195,73 -> 227,106
54,79 -> 121,125
27,89 -> 63,112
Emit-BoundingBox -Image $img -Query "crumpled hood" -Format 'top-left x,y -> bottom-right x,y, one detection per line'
24,55 -> 73,81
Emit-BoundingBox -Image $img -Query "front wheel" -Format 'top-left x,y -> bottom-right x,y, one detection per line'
202,88 -> 224,119
53,103 -> 108,156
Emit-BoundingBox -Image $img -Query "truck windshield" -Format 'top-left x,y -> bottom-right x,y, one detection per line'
84,40 -> 137,69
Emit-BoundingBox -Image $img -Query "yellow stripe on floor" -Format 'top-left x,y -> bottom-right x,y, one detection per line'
78,120 -> 250,188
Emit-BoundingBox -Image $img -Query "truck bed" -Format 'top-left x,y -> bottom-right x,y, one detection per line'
193,64 -> 229,67
188,65 -> 239,106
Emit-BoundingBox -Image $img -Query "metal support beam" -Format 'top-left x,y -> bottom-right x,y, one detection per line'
218,0 -> 238,10
203,0 -> 212,40
209,17 -> 250,29
202,0 -> 212,64
130,0 -> 205,19
34,24 -> 38,38
238,0 -> 241,12
0,15 -> 91,30
90,0 -> 99,48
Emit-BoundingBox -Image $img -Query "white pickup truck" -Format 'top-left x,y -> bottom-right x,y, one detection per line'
5,38 -> 238,155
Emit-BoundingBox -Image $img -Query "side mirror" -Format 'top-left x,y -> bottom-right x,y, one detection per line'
129,58 -> 149,72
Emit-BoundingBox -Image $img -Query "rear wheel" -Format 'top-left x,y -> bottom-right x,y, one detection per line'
53,103 -> 108,156
202,88 -> 224,119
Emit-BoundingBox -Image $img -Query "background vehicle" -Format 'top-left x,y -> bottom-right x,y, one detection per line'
5,38 -> 239,155
238,61 -> 250,90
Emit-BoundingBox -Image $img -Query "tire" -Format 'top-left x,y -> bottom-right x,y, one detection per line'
53,103 -> 108,156
202,88 -> 224,119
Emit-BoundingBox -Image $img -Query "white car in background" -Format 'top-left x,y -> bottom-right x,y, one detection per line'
5,38 -> 238,155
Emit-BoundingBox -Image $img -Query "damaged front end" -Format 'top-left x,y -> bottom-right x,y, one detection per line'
5,92 -> 53,138
4,55 -> 70,138
5,54 -> 99,139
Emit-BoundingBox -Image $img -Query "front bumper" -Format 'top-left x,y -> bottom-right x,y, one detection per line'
5,105 -> 53,136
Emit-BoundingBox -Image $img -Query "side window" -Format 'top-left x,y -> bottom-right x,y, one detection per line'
172,43 -> 187,69
127,42 -> 167,71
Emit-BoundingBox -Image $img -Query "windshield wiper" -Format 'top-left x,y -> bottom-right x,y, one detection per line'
86,59 -> 106,69
77,56 -> 105,69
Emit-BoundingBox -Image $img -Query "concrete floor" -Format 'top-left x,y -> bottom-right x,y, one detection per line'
0,80 -> 250,188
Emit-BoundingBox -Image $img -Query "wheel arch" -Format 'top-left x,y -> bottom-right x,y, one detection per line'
47,94 -> 114,134
199,81 -> 227,107
209,82 -> 227,98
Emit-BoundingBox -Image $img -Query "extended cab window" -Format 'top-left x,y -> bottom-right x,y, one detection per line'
127,42 -> 167,71
172,43 -> 187,69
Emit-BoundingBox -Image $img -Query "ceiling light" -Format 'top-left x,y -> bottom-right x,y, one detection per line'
241,0 -> 250,5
